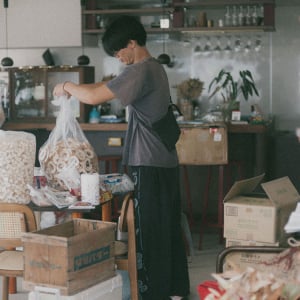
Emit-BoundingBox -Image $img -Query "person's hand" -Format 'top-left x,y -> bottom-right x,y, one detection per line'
53,82 -> 71,98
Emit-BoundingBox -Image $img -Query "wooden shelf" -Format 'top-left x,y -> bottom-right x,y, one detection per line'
82,0 -> 275,35
83,25 -> 274,35
172,0 -> 275,7
82,7 -> 173,15
2,122 -> 128,132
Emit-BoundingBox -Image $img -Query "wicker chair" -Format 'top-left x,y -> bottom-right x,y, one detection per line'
0,203 -> 37,300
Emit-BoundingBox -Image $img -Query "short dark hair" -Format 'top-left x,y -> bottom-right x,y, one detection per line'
102,16 -> 147,57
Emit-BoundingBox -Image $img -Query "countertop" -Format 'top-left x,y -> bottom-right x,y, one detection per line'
2,121 -> 268,133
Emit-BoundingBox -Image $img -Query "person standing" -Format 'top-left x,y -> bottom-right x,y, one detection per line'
53,15 -> 190,300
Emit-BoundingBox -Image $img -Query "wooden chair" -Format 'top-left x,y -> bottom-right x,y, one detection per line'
0,203 -> 37,300
114,193 -> 138,300
98,155 -> 124,221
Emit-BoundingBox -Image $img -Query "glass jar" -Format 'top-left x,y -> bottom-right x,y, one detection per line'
180,99 -> 193,121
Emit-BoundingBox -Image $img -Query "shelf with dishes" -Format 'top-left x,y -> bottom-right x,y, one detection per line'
82,0 -> 275,35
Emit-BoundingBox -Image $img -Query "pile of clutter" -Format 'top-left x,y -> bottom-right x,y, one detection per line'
201,240 -> 300,300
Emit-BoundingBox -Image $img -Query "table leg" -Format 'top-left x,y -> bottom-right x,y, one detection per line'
102,201 -> 112,221
8,277 -> 16,294
71,212 -> 83,219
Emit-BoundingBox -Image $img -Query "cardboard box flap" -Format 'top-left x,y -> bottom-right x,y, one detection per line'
261,176 -> 300,206
224,173 -> 265,203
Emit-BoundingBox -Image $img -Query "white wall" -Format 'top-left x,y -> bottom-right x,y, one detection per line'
0,3 -> 299,131
272,5 -> 300,130
0,0 -> 81,48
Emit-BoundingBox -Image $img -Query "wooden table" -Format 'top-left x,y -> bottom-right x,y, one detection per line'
28,197 -> 113,222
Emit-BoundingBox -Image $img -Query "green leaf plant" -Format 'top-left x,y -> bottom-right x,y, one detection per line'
208,69 -> 259,103
208,69 -> 259,121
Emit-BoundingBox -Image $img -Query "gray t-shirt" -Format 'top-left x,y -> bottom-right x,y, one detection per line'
107,57 -> 178,167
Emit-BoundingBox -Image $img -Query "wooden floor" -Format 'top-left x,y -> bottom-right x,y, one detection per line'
3,226 -> 224,300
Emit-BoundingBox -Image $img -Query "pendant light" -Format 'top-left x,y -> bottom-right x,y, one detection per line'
1,0 -> 13,67
157,0 -> 171,65
77,0 -> 90,65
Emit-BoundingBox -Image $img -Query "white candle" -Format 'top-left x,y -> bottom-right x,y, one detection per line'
80,173 -> 100,205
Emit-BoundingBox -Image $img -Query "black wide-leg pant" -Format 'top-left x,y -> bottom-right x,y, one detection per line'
128,166 -> 190,300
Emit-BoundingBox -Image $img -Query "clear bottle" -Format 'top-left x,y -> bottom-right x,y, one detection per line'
252,6 -> 258,26
232,6 -> 238,26
245,5 -> 252,26
238,6 -> 245,26
193,106 -> 201,121
224,6 -> 231,27
258,4 -> 264,26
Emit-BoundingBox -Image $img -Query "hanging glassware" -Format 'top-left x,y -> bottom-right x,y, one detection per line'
224,36 -> 233,52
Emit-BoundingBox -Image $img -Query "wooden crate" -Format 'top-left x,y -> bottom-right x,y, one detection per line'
176,125 -> 228,165
22,219 -> 116,295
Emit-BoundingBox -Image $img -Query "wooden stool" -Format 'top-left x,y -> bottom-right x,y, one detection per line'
98,155 -> 123,221
198,161 -> 244,250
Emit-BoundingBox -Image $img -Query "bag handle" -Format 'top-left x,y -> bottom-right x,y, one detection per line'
169,97 -> 182,116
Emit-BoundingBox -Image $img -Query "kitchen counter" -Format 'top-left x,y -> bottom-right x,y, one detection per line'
2,122 -> 128,131
2,121 -> 268,133
3,121 -> 269,177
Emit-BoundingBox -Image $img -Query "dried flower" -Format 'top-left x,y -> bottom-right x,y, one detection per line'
174,78 -> 204,101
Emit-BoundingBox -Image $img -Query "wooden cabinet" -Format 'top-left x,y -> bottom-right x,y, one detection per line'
82,0 -> 275,36
8,66 -> 94,123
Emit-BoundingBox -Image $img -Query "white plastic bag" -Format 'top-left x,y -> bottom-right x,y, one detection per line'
38,96 -> 98,191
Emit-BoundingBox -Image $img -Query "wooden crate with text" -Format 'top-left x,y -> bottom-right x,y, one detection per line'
22,219 -> 116,295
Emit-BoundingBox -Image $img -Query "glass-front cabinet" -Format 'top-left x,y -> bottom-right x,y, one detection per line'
8,66 -> 94,122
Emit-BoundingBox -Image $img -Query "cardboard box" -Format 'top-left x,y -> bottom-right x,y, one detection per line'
22,219 -> 117,295
223,174 -> 299,244
28,273 -> 122,300
176,125 -> 228,165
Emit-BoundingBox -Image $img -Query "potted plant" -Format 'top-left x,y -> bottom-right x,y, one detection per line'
208,69 -> 259,121
174,78 -> 204,120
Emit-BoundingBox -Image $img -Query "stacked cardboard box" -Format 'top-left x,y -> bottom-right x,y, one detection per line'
222,174 -> 299,271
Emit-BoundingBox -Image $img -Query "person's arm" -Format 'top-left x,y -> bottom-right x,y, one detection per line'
53,81 -> 116,105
